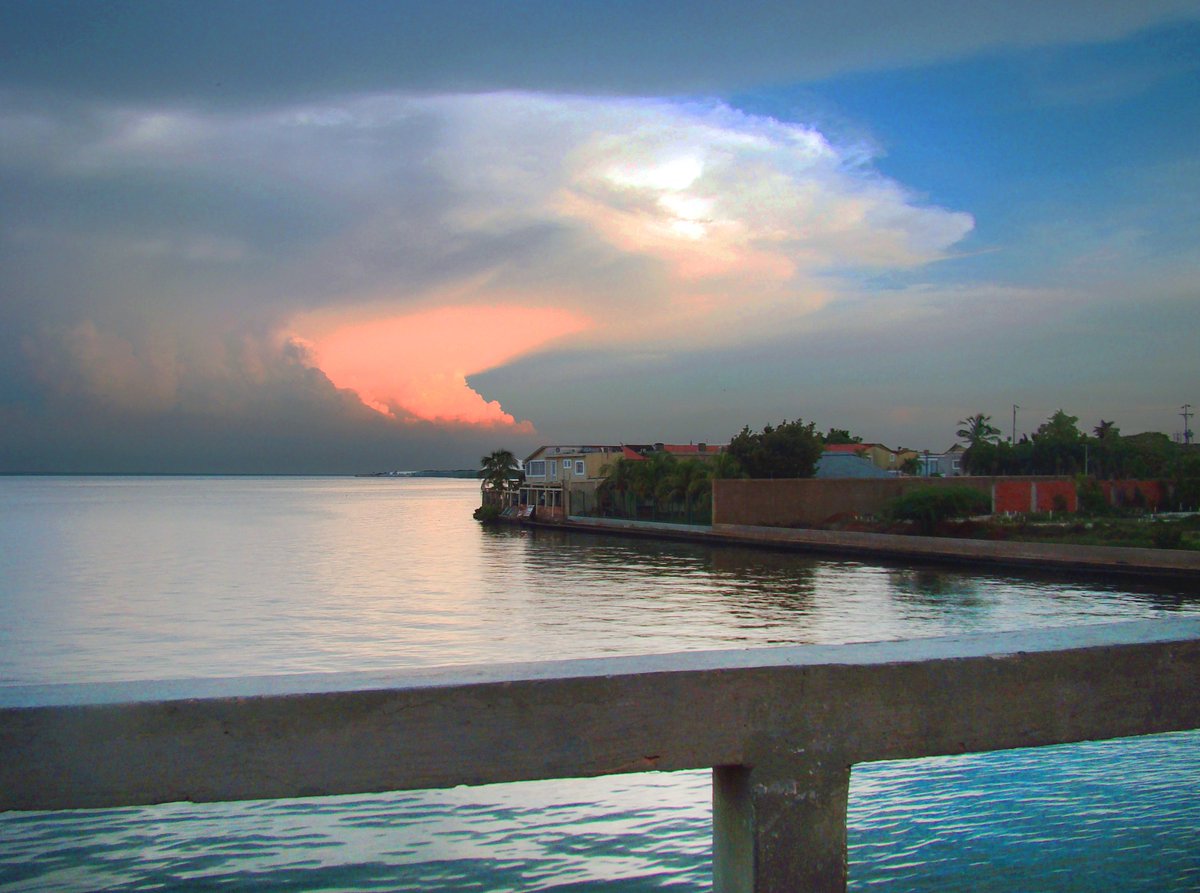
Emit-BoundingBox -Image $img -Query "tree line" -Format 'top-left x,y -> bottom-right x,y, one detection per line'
957,409 -> 1199,483
593,421 -> 856,522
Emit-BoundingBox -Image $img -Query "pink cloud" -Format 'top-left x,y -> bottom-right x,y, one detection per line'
300,304 -> 590,427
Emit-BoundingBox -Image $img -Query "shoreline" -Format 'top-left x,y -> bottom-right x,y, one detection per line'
509,514 -> 1200,582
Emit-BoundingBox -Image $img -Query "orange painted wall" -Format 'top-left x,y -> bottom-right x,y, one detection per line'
1034,480 -> 1077,513
993,481 -> 1032,514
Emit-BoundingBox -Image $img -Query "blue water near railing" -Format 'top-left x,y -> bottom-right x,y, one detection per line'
1,476 -> 1198,891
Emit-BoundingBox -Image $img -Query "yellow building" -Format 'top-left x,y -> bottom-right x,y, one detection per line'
519,445 -> 625,520
822,443 -> 903,472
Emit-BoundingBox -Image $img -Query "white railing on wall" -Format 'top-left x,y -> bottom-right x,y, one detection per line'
3,619 -> 1199,892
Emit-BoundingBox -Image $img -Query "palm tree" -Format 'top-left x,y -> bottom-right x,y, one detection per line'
1091,420 -> 1120,479
598,457 -> 638,518
956,413 -> 1001,447
669,459 -> 716,524
635,451 -> 676,519
479,449 -> 521,503
708,451 -> 746,480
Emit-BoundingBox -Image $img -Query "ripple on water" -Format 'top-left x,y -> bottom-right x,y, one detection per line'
3,735 -> 1199,891
848,730 -> 1200,892
2,479 -> 1199,891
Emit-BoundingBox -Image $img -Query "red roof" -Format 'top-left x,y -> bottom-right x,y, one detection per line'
823,443 -> 873,454
661,443 -> 725,455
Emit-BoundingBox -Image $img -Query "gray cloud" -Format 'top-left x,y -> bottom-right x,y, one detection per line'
474,276 -> 1200,450
2,338 -> 541,474
2,3 -> 1197,471
3,1 -> 1198,104
0,91 -> 974,461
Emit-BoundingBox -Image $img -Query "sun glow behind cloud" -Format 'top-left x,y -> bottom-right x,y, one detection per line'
5,90 -> 974,436
272,94 -> 974,425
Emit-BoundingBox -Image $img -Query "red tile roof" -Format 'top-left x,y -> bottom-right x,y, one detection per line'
823,443 -> 874,454
661,443 -> 725,455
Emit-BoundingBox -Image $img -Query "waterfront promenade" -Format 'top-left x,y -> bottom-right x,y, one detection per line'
549,514 -> 1200,580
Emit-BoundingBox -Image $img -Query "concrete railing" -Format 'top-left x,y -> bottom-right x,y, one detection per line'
3,619 -> 1199,892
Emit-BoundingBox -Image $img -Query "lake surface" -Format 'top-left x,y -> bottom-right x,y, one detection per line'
1,476 -> 1198,891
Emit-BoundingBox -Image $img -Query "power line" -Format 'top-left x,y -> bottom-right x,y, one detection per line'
1005,404 -> 1189,416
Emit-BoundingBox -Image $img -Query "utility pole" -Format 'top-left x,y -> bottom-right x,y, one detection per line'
1183,404 -> 1194,445
1011,404 -> 1019,445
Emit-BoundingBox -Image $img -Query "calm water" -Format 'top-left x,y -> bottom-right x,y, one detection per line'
1,476 -> 1198,891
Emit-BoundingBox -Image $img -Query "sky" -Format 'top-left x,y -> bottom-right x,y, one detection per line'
1,1 -> 1198,473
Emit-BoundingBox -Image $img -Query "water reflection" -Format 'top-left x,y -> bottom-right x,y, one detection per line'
4,478 -> 1199,686
500,523 -> 1200,650
3,478 -> 1200,892
885,568 -> 994,630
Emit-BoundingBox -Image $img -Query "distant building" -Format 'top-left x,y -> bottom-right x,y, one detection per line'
519,445 -> 623,520
658,442 -> 724,459
623,442 -> 726,461
916,444 -> 966,477
815,452 -> 891,479
822,442 -> 902,472
517,442 -> 726,520
893,447 -> 919,470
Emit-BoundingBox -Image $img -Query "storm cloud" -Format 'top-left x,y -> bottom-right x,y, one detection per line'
2,1 -> 1198,470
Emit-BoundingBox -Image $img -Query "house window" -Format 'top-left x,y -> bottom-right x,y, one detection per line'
575,460 -> 585,476
952,459 -> 961,472
550,462 -> 558,480
527,460 -> 546,477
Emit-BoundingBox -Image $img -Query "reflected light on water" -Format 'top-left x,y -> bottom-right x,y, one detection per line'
1,476 -> 1198,892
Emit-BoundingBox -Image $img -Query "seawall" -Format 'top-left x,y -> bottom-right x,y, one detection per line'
527,514 -> 1200,582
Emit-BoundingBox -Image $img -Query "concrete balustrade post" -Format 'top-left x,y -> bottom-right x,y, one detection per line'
713,757 -> 852,893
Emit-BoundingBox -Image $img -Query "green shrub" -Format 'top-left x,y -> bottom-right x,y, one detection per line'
1151,522 -> 1183,549
1176,478 -> 1200,512
1076,477 -> 1110,515
888,486 -> 991,535
473,504 -> 502,523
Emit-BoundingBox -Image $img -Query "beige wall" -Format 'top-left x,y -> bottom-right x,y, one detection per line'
862,445 -> 897,470
582,451 -> 618,479
526,447 -> 620,484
